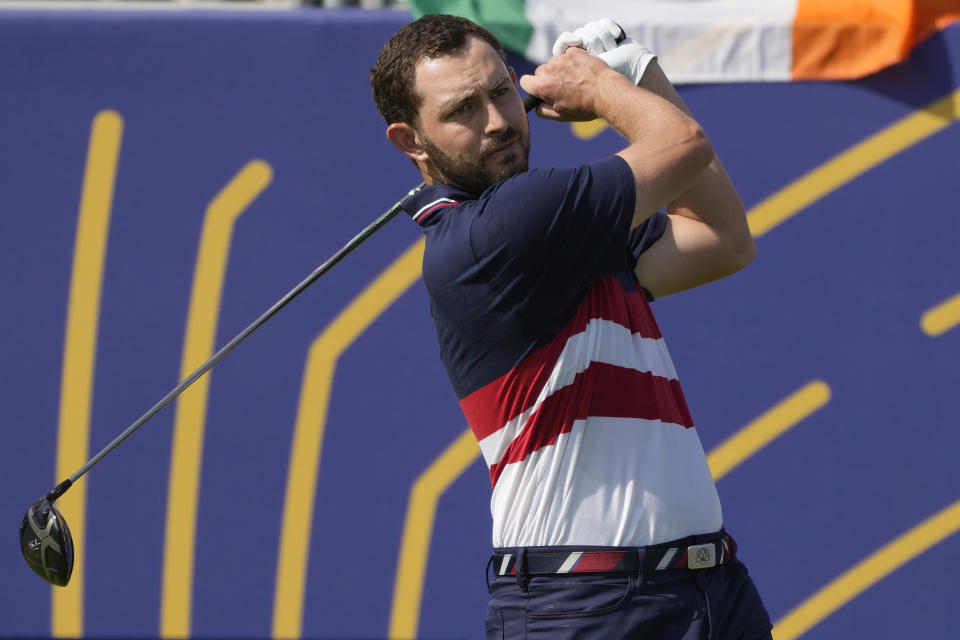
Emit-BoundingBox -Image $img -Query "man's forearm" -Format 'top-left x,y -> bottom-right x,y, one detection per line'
589,64 -> 716,227
637,62 -> 754,262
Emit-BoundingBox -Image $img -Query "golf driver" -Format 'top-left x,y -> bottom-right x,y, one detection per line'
21,93 -> 542,586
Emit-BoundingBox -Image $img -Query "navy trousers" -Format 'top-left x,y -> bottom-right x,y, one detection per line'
486,556 -> 772,639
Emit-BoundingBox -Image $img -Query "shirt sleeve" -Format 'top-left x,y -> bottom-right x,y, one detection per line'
468,155 -> 636,332
628,210 -> 668,264
628,210 -> 668,301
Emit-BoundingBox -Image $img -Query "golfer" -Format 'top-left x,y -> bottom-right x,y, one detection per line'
371,13 -> 772,639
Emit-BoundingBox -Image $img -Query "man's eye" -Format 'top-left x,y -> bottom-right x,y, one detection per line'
493,87 -> 510,98
451,103 -> 472,116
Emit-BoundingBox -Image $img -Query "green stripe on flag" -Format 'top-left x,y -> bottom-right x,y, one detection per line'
409,0 -> 533,56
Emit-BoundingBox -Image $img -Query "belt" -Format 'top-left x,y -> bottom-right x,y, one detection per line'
491,533 -> 736,576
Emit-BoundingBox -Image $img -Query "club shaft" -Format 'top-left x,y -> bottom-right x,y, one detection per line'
62,182 -> 424,490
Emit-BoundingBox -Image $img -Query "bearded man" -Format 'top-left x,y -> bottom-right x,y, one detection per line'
370,14 -> 771,639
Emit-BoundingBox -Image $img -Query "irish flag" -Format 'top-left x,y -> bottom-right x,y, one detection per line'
409,0 -> 960,83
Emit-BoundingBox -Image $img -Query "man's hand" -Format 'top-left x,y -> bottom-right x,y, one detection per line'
600,42 -> 657,87
552,19 -> 658,87
519,47 -> 626,121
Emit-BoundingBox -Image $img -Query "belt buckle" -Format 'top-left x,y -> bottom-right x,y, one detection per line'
687,543 -> 716,569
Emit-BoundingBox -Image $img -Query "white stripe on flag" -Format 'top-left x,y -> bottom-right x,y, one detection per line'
522,0 -> 796,83
499,553 -> 512,575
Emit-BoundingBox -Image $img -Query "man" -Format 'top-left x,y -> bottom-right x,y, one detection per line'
370,13 -> 771,639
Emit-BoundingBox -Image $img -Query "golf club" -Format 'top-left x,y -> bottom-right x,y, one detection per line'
21,93 -> 542,587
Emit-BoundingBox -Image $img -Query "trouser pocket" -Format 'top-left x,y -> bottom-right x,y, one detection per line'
524,574 -> 633,619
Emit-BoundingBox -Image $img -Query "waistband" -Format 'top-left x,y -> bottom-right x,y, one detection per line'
491,532 -> 736,577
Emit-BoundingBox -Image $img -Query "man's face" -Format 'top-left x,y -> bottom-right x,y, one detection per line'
411,36 -> 530,194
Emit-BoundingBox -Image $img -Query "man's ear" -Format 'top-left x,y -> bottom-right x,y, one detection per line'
509,66 -> 517,85
386,122 -> 428,163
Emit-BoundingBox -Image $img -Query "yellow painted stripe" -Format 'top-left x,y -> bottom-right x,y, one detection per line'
160,160 -> 273,639
920,291 -> 960,336
389,428 -> 480,639
773,498 -> 960,640
707,380 -> 831,481
52,109 -> 123,638
271,237 -> 426,640
748,88 -> 960,237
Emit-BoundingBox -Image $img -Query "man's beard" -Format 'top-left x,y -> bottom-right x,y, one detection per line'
419,128 -> 530,195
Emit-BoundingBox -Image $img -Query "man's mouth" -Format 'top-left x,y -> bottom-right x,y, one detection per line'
487,137 -> 519,158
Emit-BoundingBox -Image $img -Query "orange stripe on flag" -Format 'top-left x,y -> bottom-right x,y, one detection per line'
792,0 -> 960,80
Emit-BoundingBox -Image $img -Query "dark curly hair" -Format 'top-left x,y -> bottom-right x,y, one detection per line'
370,14 -> 508,126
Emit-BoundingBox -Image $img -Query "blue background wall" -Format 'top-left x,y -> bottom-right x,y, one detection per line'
1,8 -> 957,639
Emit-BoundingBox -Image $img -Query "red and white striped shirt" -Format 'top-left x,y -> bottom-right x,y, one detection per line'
404,157 -> 723,548
461,276 -> 722,548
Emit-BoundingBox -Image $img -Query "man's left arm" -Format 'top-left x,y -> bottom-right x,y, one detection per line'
631,65 -> 756,298
555,20 -> 756,297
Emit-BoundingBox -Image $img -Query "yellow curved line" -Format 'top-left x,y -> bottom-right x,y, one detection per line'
773,498 -> 960,640
52,109 -> 123,638
389,428 -> 480,639
271,237 -> 426,640
707,380 -> 830,481
748,88 -> 959,237
160,160 -> 273,639
920,291 -> 960,336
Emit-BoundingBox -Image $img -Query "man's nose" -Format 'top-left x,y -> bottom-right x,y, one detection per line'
484,100 -> 509,134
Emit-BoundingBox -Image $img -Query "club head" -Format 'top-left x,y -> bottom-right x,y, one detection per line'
20,497 -> 74,587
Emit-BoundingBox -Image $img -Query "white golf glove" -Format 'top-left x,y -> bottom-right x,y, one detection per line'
552,18 -> 657,87
552,18 -> 624,57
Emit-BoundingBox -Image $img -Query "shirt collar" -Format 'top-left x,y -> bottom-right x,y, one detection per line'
401,183 -> 474,227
